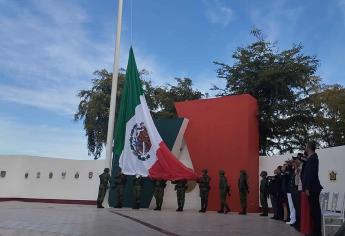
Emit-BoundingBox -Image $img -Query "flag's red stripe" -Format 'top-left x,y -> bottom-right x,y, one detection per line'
148,142 -> 199,181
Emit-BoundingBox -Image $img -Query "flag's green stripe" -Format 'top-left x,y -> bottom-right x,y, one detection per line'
113,47 -> 144,156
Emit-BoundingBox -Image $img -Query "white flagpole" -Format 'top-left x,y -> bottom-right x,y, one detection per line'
104,0 -> 123,207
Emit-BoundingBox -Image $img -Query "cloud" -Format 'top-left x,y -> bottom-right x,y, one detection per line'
0,0 -> 175,114
134,49 -> 173,86
0,84 -> 78,114
248,1 -> 303,42
0,0 -> 114,114
0,115 -> 95,160
203,0 -> 234,27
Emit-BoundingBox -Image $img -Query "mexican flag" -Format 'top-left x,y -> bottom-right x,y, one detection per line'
113,48 -> 198,181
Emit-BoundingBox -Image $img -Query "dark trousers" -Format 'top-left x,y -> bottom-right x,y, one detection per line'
97,186 -> 106,206
309,191 -> 322,236
277,193 -> 284,220
292,190 -> 301,230
270,194 -> 278,218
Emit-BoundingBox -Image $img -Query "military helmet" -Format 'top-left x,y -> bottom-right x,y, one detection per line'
104,168 -> 110,173
260,171 -> 268,177
219,170 -> 225,175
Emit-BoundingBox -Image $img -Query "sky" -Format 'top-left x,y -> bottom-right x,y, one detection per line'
0,0 -> 345,160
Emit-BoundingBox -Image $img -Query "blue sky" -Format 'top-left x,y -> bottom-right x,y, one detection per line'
0,0 -> 345,159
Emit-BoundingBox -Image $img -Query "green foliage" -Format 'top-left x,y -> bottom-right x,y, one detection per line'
311,84 -> 345,147
213,31 -> 320,155
74,71 -> 202,159
74,69 -> 122,159
153,78 -> 203,118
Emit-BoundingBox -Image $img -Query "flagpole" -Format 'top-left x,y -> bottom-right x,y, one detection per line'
104,0 -> 123,207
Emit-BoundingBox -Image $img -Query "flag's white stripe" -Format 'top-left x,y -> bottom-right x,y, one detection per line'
139,96 -> 162,145
119,95 -> 162,176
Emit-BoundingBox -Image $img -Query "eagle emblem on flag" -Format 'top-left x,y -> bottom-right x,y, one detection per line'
130,122 -> 152,161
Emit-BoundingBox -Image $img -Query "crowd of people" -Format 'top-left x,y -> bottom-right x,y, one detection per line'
96,141 -> 323,236
261,141 -> 323,236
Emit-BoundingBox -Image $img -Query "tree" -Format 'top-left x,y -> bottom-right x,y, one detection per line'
153,78 -> 204,118
74,70 -> 121,159
74,69 -> 158,159
74,71 -> 202,159
312,84 -> 345,147
213,30 -> 320,155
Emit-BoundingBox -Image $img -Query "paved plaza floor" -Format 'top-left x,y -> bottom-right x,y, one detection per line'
0,202 -> 302,236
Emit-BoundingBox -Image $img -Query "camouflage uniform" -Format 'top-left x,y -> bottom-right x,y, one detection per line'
96,168 -> 111,208
260,171 -> 269,216
218,170 -> 230,214
153,179 -> 167,211
114,172 -> 127,208
238,170 -> 249,215
172,179 -> 188,211
132,176 -> 144,209
197,169 -> 211,213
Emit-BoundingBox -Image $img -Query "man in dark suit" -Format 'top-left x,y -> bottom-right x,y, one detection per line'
302,141 -> 323,236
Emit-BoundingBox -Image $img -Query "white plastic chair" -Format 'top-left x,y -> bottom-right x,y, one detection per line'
323,192 -> 345,236
320,192 -> 330,212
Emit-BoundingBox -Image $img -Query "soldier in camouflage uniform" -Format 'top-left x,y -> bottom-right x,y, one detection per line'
197,169 -> 211,213
152,179 -> 167,211
114,170 -> 127,208
132,175 -> 144,209
96,168 -> 111,208
238,169 -> 249,215
172,179 -> 188,212
260,171 -> 269,216
218,170 -> 231,214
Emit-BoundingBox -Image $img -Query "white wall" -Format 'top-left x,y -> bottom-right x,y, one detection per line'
1,145 -> 344,208
0,155 -> 104,201
259,146 -> 345,210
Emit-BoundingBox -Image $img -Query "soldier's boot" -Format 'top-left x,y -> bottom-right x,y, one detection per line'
115,203 -> 122,208
224,205 -> 230,214
204,201 -> 208,212
97,202 -> 104,208
156,202 -> 162,210
239,206 -> 247,215
132,202 -> 139,209
218,204 -> 224,213
260,207 -> 268,216
199,202 -> 204,212
199,202 -> 206,213
176,202 -> 181,211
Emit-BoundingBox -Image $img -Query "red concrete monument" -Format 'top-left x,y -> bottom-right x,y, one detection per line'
175,94 -> 259,212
